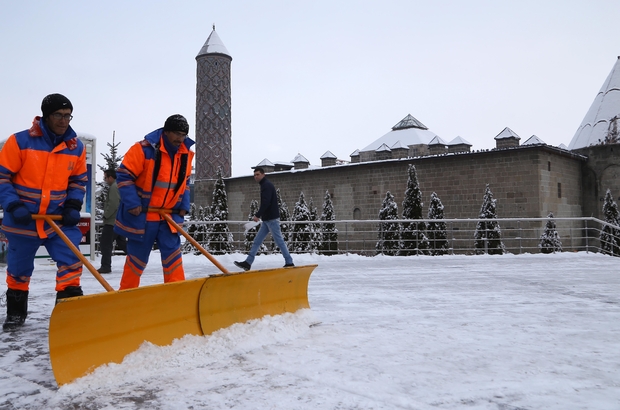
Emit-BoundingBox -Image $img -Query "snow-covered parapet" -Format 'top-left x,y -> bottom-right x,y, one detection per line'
447,136 -> 472,153
494,127 -> 521,149
522,135 -> 546,146
320,150 -> 338,167
291,153 -> 310,170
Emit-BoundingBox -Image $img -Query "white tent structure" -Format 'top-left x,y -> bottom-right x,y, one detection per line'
569,56 -> 620,149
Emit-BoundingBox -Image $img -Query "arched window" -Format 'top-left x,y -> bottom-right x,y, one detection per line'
353,208 -> 361,220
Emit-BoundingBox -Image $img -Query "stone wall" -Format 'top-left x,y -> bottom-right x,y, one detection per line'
221,146 -> 582,221
573,144 -> 620,220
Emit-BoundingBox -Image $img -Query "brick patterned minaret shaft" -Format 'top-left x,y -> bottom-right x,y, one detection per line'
194,27 -> 232,205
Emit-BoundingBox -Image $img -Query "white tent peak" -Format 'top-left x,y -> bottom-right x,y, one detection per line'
569,56 -> 620,149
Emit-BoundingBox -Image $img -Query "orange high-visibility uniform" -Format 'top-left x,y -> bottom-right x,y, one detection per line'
0,117 -> 87,291
114,129 -> 194,289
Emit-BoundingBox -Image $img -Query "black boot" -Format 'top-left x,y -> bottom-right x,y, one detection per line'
3,289 -> 28,331
55,286 -> 83,305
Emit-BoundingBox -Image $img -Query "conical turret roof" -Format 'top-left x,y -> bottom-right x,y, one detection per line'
569,57 -> 620,149
197,26 -> 231,59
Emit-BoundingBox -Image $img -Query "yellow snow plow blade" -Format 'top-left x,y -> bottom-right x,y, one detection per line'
49,278 -> 206,386
39,213 -> 316,386
199,265 -> 315,335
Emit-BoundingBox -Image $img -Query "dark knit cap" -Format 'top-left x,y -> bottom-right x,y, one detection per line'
41,94 -> 73,119
163,114 -> 189,134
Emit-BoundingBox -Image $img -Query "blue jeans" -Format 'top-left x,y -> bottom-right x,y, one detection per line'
246,219 -> 293,265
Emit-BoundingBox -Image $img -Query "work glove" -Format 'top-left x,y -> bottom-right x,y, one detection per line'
6,201 -> 32,225
61,199 -> 82,226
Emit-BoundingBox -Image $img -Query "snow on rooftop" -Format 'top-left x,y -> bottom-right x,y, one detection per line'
494,127 -> 521,140
361,115 -> 438,153
350,149 -> 360,157
376,143 -> 391,152
320,150 -> 337,159
197,27 -> 231,58
447,136 -> 472,146
428,136 -> 448,145
390,140 -> 408,150
522,135 -> 546,145
256,158 -> 274,167
569,56 -> 620,150
291,153 -> 309,163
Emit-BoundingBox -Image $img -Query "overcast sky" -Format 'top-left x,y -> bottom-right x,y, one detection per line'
1,1 -> 619,178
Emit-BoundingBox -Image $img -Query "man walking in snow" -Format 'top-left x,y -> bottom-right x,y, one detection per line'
97,168 -> 126,274
235,167 -> 294,271
0,93 -> 87,331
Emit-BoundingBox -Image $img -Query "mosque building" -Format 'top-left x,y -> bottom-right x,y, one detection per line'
192,28 -> 620,240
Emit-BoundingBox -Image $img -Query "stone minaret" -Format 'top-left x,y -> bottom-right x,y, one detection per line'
194,26 -> 232,205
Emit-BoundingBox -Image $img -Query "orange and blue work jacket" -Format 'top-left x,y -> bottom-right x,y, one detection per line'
114,128 -> 194,241
0,117 -> 87,238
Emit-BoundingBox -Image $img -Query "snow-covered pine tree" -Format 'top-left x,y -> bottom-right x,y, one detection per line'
244,199 -> 267,254
291,192 -> 312,253
473,184 -> 505,255
272,189 -> 291,253
181,203 -> 198,254
319,190 -> 338,255
400,164 -> 429,255
277,189 -> 291,241
599,189 -> 620,256
376,191 -> 400,256
207,167 -> 233,255
427,192 -> 449,255
95,131 -> 124,221
539,212 -> 562,254
308,197 -> 320,253
187,205 -> 210,255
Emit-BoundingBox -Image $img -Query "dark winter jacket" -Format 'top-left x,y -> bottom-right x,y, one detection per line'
255,177 -> 280,221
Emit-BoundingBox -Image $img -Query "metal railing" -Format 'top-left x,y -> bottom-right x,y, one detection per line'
94,217 -> 620,256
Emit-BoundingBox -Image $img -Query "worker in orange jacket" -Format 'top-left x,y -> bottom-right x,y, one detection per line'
114,115 -> 194,289
0,94 -> 87,331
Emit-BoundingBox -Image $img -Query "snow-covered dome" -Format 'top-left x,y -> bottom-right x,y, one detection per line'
360,114 -> 438,153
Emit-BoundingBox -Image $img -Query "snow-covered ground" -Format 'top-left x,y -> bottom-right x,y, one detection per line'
1,251 -> 619,409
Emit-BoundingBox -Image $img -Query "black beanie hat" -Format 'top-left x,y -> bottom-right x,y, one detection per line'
163,114 -> 189,134
41,94 -> 73,119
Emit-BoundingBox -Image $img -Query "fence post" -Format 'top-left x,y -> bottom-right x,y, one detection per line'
518,219 -> 522,254
586,219 -> 590,253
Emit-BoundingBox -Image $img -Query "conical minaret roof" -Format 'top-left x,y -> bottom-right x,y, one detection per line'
197,25 -> 231,59
569,56 -> 620,149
